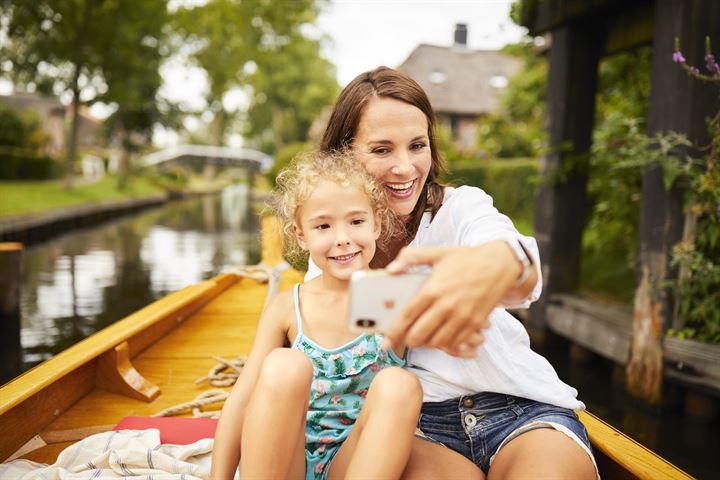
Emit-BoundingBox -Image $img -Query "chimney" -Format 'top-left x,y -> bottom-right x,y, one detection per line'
454,23 -> 468,47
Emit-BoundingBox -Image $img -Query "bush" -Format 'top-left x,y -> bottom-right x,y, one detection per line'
265,142 -> 310,186
0,147 -> 61,180
442,158 -> 538,225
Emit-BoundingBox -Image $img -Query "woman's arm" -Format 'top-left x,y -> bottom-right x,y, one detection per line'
210,291 -> 291,479
383,187 -> 540,357
384,243 -> 535,357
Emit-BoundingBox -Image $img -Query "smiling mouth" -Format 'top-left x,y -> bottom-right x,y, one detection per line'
384,179 -> 416,198
329,252 -> 360,264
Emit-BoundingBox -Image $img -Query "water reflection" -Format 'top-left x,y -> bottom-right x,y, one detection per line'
18,184 -> 260,372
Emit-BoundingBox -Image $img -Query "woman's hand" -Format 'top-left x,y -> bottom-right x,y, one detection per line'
383,241 -> 531,357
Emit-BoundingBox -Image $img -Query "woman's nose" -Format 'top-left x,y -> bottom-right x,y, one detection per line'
390,151 -> 413,175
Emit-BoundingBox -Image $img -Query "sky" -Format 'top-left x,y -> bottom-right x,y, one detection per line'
315,0 -> 525,86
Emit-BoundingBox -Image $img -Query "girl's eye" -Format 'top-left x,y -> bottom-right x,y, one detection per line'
351,219 -> 365,225
315,224 -> 330,230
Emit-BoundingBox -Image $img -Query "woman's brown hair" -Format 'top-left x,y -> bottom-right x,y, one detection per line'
320,66 -> 447,241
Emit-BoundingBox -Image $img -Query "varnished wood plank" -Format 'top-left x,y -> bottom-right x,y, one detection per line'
578,411 -> 693,480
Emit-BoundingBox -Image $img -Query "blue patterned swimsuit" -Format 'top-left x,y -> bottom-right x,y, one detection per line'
290,284 -> 405,480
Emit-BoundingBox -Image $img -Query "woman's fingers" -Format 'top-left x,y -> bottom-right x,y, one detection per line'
384,285 -> 435,348
386,246 -> 452,273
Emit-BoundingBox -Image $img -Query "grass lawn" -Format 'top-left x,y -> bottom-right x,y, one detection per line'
0,176 -> 165,218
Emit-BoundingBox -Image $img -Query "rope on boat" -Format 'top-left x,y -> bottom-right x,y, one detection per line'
153,261 -> 290,418
195,355 -> 247,387
152,389 -> 228,418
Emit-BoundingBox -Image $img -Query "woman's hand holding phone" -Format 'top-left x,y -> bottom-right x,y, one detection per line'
383,243 -> 522,357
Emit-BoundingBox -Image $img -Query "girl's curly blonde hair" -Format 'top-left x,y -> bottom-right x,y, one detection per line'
271,149 -> 398,267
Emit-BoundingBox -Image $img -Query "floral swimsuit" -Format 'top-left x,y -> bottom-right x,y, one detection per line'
291,284 -> 405,480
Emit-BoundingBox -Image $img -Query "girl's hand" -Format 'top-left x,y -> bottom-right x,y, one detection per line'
383,241 -> 526,357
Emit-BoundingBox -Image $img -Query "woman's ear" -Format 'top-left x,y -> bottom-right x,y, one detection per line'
294,222 -> 308,250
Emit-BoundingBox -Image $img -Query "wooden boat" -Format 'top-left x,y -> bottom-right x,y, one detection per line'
0,218 -> 692,479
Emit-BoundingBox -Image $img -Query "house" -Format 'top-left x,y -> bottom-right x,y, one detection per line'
0,91 -> 103,158
398,24 -> 521,152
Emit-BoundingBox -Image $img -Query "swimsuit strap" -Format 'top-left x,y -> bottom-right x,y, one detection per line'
293,283 -> 304,338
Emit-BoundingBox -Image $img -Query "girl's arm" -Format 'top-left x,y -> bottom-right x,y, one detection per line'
210,291 -> 292,479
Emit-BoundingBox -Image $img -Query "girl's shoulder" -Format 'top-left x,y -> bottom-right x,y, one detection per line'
263,288 -> 295,327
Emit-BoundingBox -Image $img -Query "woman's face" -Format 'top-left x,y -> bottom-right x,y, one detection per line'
353,96 -> 432,219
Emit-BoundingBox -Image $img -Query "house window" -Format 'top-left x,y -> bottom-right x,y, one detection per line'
489,75 -> 508,89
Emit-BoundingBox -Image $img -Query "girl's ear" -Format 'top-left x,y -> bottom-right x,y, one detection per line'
373,214 -> 382,241
294,222 -> 308,250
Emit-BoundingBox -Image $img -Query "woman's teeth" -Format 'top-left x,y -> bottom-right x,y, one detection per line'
386,180 -> 414,191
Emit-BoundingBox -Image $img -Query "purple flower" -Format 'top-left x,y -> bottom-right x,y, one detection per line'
673,51 -> 686,63
691,66 -> 700,74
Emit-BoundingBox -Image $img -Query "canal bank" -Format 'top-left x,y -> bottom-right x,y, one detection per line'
0,195 -> 169,245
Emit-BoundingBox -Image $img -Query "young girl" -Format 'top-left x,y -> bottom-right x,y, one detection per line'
210,151 -> 423,480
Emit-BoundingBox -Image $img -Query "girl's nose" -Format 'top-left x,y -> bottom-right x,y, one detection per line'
335,229 -> 350,246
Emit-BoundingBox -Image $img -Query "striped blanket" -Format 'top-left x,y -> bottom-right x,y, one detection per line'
0,429 -> 236,480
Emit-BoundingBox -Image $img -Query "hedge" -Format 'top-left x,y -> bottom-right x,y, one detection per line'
442,158 -> 539,224
0,147 -> 61,180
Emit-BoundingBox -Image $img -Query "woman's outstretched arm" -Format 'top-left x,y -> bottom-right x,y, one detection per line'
210,291 -> 292,479
384,242 -> 536,356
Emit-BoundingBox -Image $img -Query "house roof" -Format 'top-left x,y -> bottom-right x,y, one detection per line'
398,44 -> 522,116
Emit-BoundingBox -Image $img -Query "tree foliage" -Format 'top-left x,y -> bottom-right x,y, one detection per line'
0,0 -> 170,187
173,0 -> 338,152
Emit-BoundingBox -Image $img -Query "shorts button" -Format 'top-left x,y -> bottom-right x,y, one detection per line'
462,398 -> 474,408
464,414 -> 477,427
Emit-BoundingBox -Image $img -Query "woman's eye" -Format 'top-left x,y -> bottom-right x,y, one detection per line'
351,219 -> 365,225
372,147 -> 390,155
411,142 -> 427,151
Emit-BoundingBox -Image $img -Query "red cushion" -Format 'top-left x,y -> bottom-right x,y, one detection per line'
113,416 -> 218,445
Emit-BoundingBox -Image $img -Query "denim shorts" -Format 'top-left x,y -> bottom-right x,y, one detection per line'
416,392 -> 598,476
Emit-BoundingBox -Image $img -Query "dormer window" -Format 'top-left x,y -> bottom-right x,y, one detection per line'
489,75 -> 508,89
429,70 -> 447,85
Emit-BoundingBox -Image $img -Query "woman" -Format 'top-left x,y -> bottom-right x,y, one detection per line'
308,66 -> 598,479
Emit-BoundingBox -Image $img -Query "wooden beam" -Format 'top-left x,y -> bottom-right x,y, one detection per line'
529,19 -> 601,329
0,242 -> 23,384
628,0 -> 720,405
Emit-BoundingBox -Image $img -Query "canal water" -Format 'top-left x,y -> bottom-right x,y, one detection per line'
17,184 -> 260,371
9,185 -> 718,478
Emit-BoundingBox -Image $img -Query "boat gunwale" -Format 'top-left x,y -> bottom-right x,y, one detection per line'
0,272 -> 238,416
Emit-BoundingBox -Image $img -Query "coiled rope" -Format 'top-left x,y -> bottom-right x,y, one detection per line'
152,262 -> 289,418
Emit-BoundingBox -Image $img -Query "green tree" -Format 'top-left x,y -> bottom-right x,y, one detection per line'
100,2 -> 169,190
173,0 -> 337,151
476,40 -> 547,158
245,31 -> 339,154
0,0 -> 168,188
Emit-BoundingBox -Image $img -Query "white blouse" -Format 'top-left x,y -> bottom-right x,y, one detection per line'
306,186 -> 584,410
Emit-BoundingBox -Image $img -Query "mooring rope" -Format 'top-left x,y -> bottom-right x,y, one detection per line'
153,261 -> 289,418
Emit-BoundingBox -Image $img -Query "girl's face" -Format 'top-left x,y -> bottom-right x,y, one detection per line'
353,96 -> 432,219
295,181 -> 380,282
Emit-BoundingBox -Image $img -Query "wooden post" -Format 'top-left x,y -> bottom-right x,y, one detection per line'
528,19 -> 601,330
0,242 -> 23,384
627,0 -> 720,406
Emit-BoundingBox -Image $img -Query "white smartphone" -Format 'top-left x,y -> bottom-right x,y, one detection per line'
348,269 -> 430,333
